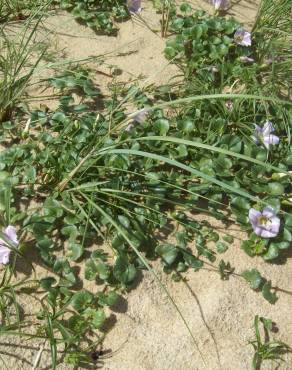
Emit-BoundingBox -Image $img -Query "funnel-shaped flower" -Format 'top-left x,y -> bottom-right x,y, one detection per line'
125,123 -> 135,132
239,56 -> 255,63
127,0 -> 141,13
249,207 -> 280,238
252,121 -> 279,149
225,100 -> 233,111
212,0 -> 229,10
0,225 -> 18,264
133,108 -> 149,123
125,109 -> 149,132
234,29 -> 252,46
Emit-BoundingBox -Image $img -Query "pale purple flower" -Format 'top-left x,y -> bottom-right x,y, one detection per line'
249,207 -> 280,238
127,0 -> 141,13
225,100 -> 233,111
239,56 -> 255,63
125,108 -> 149,132
252,121 -> 279,149
265,57 -> 274,65
133,108 -> 149,123
125,123 -> 135,132
234,29 -> 252,46
0,225 -> 18,265
212,0 -> 229,10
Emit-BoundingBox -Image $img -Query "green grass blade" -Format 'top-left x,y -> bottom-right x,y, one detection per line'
78,191 -> 207,368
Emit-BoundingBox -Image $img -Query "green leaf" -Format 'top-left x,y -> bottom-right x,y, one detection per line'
112,234 -> 125,249
267,182 -> 284,195
263,244 -> 279,260
83,308 -> 106,329
177,144 -> 188,157
51,111 -> 67,123
265,197 -> 281,213
155,244 -> 178,265
218,260 -> 234,280
283,228 -> 292,242
216,241 -> 228,254
209,232 -> 219,242
217,44 -> 229,56
175,232 -> 188,248
262,281 -> 278,304
61,225 -> 78,240
154,119 -> 169,135
242,269 -> 263,289
68,243 -> 84,261
181,119 -> 194,133
260,317 -> 273,331
43,198 -> 63,219
91,249 -> 108,261
285,214 -> 292,228
73,104 -> 88,112
0,171 -> 9,183
23,166 -> 36,183
63,272 -> 77,286
164,46 -> 176,59
183,252 -> 203,270
40,277 -> 57,291
231,196 -> 250,210
53,257 -> 69,274
180,3 -> 192,13
177,262 -> 188,272
241,239 -> 267,256
67,315 -> 87,336
96,262 -> 110,280
269,241 -> 290,250
113,256 -> 137,285
70,291 -> 93,312
84,259 -> 98,281
97,291 -> 120,307
118,215 -> 130,229
222,235 -> 234,244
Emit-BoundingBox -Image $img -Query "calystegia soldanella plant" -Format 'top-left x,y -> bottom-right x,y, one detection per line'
0,0 -> 291,368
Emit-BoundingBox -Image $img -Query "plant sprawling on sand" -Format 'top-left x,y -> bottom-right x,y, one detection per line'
0,0 -> 291,368
56,0 -> 130,34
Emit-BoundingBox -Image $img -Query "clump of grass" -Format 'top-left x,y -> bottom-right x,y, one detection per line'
0,5 -> 50,123
0,0 -> 44,22
56,0 -> 130,35
249,315 -> 291,370
252,0 -> 291,97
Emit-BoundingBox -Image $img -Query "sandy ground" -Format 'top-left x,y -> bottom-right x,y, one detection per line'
27,0 -> 259,110
1,1 -> 292,370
